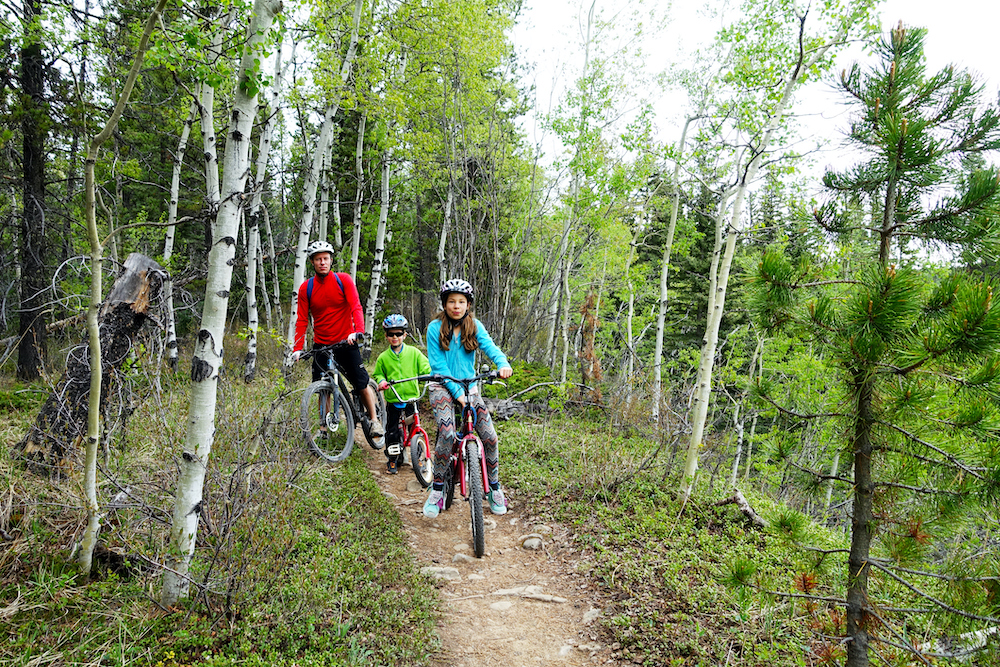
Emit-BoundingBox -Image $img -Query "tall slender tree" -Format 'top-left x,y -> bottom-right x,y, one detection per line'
752,24 -> 1000,666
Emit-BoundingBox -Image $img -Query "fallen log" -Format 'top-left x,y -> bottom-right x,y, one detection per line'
15,253 -> 165,469
714,488 -> 768,528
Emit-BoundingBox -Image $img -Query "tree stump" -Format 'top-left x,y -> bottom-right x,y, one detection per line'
15,253 -> 166,469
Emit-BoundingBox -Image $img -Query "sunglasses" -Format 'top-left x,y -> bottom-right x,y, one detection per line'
386,331 -> 405,338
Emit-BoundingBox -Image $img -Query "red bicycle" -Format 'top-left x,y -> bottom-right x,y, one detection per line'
381,380 -> 433,487
414,370 -> 502,557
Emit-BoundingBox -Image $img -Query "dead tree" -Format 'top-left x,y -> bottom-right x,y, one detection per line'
15,253 -> 165,468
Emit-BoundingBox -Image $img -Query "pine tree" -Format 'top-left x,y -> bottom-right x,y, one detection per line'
752,25 -> 1000,666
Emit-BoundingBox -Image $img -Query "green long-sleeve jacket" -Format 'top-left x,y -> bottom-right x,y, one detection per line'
373,343 -> 431,404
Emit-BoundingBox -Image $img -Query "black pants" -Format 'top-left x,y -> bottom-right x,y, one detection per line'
385,402 -> 416,463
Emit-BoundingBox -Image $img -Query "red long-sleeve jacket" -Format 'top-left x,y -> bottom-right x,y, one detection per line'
292,272 -> 365,352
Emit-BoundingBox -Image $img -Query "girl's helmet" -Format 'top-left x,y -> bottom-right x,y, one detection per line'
440,278 -> 474,305
306,240 -> 335,258
382,313 -> 409,331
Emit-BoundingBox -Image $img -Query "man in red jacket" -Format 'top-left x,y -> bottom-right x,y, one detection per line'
290,240 -> 384,438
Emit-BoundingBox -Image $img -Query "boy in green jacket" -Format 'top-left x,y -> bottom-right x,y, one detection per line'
373,314 -> 432,474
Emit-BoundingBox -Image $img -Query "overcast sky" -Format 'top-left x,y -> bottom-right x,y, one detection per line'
512,0 -> 1000,169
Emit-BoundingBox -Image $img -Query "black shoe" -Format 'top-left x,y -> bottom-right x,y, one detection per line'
387,460 -> 398,474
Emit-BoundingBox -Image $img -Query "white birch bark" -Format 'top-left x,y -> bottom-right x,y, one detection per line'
262,205 -> 281,326
350,112 -> 366,280
244,41 -> 286,382
365,154 -> 390,332
652,117 -> 695,423
78,0 -> 169,578
437,185 -> 454,285
332,188 -> 343,250
284,0 -> 364,351
318,158 -> 329,242
679,17 -> 847,503
161,0 -> 281,606
164,99 -> 197,370
256,228 -> 272,328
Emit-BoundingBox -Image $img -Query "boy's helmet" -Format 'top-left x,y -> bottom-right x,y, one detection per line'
306,240 -> 335,258
382,314 -> 409,331
440,278 -> 474,305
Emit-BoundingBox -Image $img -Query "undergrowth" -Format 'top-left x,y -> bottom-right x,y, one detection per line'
1,332 -> 438,666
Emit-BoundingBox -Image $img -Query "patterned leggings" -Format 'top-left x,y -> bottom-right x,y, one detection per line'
428,383 -> 500,488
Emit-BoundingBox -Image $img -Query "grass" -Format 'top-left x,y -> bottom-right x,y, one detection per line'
1,332 -> 438,667
499,418 -> 844,666
2,330 -> 989,666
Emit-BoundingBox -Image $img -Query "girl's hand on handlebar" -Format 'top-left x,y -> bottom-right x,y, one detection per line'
498,366 -> 512,379
378,380 -> 390,391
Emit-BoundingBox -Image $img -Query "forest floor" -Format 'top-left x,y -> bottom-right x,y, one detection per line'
357,440 -> 618,666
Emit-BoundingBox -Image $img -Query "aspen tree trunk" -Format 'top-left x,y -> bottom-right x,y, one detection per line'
652,118 -> 693,423
559,241 -> 574,383
318,159 -> 329,242
729,334 -> 761,488
262,206 -> 281,326
197,10 -> 230,230
77,0 -> 168,576
332,189 -> 343,251
679,18 -> 844,503
256,229 -> 272,329
164,100 -> 197,370
365,155 -> 390,332
437,185 -> 454,285
283,0 -> 364,353
244,41 -> 286,382
350,113 -> 366,280
161,0 -> 281,607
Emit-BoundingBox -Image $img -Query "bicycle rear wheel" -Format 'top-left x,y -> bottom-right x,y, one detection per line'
410,433 -> 433,488
301,381 -> 354,462
466,438 -> 485,558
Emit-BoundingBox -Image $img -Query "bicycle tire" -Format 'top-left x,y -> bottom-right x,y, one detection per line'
359,379 -> 387,450
301,381 -> 355,462
466,438 -> 485,558
410,433 -> 433,488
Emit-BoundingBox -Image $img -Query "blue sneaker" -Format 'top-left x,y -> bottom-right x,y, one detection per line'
423,490 -> 444,518
487,488 -> 507,515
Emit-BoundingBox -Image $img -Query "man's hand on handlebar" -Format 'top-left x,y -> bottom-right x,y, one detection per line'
289,350 -> 303,363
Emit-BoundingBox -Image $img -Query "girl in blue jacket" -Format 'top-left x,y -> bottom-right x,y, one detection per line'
423,279 -> 513,519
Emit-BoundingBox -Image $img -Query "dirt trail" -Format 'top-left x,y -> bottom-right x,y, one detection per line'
358,440 -> 615,666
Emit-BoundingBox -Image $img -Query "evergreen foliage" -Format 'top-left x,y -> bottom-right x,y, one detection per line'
751,25 -> 1000,666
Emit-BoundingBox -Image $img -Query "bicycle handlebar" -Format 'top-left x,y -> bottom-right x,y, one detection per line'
383,370 -> 499,387
298,333 -> 370,360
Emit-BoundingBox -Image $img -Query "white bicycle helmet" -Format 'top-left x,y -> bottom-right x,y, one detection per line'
440,278 -> 474,305
306,240 -> 335,258
382,313 -> 409,331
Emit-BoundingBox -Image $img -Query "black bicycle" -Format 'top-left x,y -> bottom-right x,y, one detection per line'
299,338 -> 387,462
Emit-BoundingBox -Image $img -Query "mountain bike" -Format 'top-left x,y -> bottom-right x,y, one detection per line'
299,338 -> 387,462
418,370 -> 502,558
381,381 -> 433,487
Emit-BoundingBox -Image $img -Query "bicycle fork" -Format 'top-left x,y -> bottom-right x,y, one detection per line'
458,436 -> 489,499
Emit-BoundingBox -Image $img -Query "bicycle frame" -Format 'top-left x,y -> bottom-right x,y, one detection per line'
454,401 -> 489,501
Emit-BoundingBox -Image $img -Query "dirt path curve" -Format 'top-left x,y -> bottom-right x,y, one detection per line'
358,441 -> 615,666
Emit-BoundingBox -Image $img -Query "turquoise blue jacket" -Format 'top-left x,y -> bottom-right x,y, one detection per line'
426,318 -> 510,400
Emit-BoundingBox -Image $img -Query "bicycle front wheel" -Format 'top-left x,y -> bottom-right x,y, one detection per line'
410,433 -> 433,488
466,438 -> 485,558
301,381 -> 355,462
